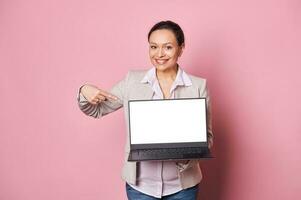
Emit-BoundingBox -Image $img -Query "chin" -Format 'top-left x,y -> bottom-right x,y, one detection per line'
154,64 -> 173,72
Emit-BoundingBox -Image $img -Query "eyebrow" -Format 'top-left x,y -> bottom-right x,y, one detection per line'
149,42 -> 173,45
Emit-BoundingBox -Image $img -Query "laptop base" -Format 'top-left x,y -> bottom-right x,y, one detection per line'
128,148 -> 214,161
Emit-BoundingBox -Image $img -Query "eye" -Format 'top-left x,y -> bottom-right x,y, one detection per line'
166,46 -> 173,50
150,45 -> 157,49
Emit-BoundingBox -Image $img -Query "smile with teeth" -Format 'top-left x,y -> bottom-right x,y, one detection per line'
155,59 -> 169,64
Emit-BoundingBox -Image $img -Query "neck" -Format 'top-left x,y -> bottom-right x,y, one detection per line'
156,64 -> 178,82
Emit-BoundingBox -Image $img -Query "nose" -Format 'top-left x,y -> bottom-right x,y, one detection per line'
157,47 -> 165,57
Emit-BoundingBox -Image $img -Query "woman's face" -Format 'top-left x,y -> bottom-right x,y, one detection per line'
148,29 -> 184,72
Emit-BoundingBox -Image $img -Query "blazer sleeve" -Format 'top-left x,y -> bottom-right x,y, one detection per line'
77,71 -> 130,118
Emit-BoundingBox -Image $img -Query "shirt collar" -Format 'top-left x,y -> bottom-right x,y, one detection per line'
140,65 -> 192,87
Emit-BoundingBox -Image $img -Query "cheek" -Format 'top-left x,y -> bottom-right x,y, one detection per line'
149,50 -> 156,58
166,51 -> 178,60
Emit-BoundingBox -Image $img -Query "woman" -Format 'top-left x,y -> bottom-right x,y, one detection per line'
77,20 -> 213,200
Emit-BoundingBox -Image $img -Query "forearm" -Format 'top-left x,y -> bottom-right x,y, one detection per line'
77,85 -> 103,118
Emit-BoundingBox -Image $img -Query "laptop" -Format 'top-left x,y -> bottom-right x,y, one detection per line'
127,98 -> 213,161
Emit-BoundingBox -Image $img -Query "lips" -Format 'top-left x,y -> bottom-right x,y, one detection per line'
155,59 -> 169,64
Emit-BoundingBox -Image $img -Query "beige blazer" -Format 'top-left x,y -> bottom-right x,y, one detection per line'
77,69 -> 213,189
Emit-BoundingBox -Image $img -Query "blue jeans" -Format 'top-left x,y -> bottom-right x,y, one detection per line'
126,183 -> 199,200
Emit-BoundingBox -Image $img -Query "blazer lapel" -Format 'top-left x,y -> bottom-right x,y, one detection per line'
175,85 -> 199,98
129,83 -> 155,100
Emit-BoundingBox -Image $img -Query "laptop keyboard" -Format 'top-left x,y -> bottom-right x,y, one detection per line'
138,147 -> 206,157
129,147 -> 211,161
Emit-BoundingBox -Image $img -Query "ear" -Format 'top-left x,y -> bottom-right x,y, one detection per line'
178,43 -> 185,57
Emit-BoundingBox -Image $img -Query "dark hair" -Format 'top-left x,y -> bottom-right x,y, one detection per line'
147,20 -> 185,46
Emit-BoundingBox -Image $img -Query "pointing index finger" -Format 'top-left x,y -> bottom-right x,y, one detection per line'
99,90 -> 119,100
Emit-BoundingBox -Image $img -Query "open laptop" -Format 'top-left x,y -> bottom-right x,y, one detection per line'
127,98 -> 213,161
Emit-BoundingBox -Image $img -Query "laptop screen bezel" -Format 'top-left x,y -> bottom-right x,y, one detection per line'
128,97 -> 208,150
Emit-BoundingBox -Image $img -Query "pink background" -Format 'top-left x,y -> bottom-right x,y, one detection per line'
0,0 -> 300,199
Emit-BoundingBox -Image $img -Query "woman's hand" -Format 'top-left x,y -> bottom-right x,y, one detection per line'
176,160 -> 190,171
80,84 -> 119,105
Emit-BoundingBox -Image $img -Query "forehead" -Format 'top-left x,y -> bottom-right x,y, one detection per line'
149,29 -> 177,44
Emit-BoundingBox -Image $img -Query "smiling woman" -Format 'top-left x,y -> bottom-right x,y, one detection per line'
77,20 -> 213,200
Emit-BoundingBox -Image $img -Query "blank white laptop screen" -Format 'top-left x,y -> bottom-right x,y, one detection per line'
129,98 -> 207,144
